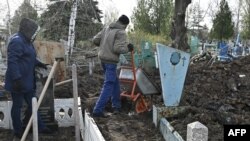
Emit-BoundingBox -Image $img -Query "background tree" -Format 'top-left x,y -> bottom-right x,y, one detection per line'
151,0 -> 173,36
186,1 -> 211,41
170,0 -> 191,50
39,0 -> 102,42
242,0 -> 250,39
103,6 -> 119,26
234,0 -> 242,38
187,2 -> 203,30
210,0 -> 234,41
132,0 -> 173,38
10,0 -> 38,33
132,0 -> 153,34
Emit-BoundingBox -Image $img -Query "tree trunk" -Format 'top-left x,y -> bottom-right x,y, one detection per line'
170,0 -> 191,51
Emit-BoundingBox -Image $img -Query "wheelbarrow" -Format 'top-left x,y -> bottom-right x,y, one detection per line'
119,51 -> 159,113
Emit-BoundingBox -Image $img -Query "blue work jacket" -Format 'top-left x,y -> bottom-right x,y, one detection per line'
4,32 -> 42,93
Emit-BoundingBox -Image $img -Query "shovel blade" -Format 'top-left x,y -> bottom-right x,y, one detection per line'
135,96 -> 149,113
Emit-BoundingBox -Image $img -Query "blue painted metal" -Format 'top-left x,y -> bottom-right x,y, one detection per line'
218,42 -> 228,56
156,44 -> 190,106
140,40 -> 153,58
236,33 -> 240,46
232,33 -> 243,57
217,42 -> 231,61
139,41 -> 156,69
133,51 -> 142,68
189,36 -> 199,55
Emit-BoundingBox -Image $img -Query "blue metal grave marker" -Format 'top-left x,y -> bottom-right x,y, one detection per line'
156,44 -> 190,106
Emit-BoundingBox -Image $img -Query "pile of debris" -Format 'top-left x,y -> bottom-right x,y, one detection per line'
169,55 -> 250,140
42,44 -> 250,140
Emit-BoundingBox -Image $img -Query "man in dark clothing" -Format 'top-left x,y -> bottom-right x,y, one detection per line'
4,18 -> 51,138
92,15 -> 134,117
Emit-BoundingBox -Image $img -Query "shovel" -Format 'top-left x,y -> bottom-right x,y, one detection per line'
135,95 -> 150,113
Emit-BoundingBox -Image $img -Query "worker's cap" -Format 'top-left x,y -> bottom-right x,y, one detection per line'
118,15 -> 130,25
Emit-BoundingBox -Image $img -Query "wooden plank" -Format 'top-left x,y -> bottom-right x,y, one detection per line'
21,60 -> 59,141
32,98 -> 38,141
153,105 -> 185,141
84,111 -> 105,141
160,118 -> 184,141
72,64 -> 80,141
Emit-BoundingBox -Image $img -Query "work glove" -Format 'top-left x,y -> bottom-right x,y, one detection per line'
127,43 -> 134,52
13,79 -> 22,91
38,63 -> 49,70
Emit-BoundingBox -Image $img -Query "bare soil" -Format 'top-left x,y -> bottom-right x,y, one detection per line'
1,49 -> 250,141
80,54 -> 250,141
170,55 -> 250,140
75,66 -> 165,141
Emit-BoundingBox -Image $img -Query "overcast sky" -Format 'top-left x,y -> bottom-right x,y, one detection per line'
0,0 -> 238,29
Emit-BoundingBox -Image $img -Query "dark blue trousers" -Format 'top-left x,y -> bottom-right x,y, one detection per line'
11,91 -> 46,135
93,63 -> 121,114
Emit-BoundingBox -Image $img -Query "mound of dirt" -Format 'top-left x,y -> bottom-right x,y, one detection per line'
169,56 -> 250,140
81,55 -> 250,141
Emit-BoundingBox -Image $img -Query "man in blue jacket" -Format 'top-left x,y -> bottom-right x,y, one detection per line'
92,15 -> 133,117
5,18 -> 51,138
